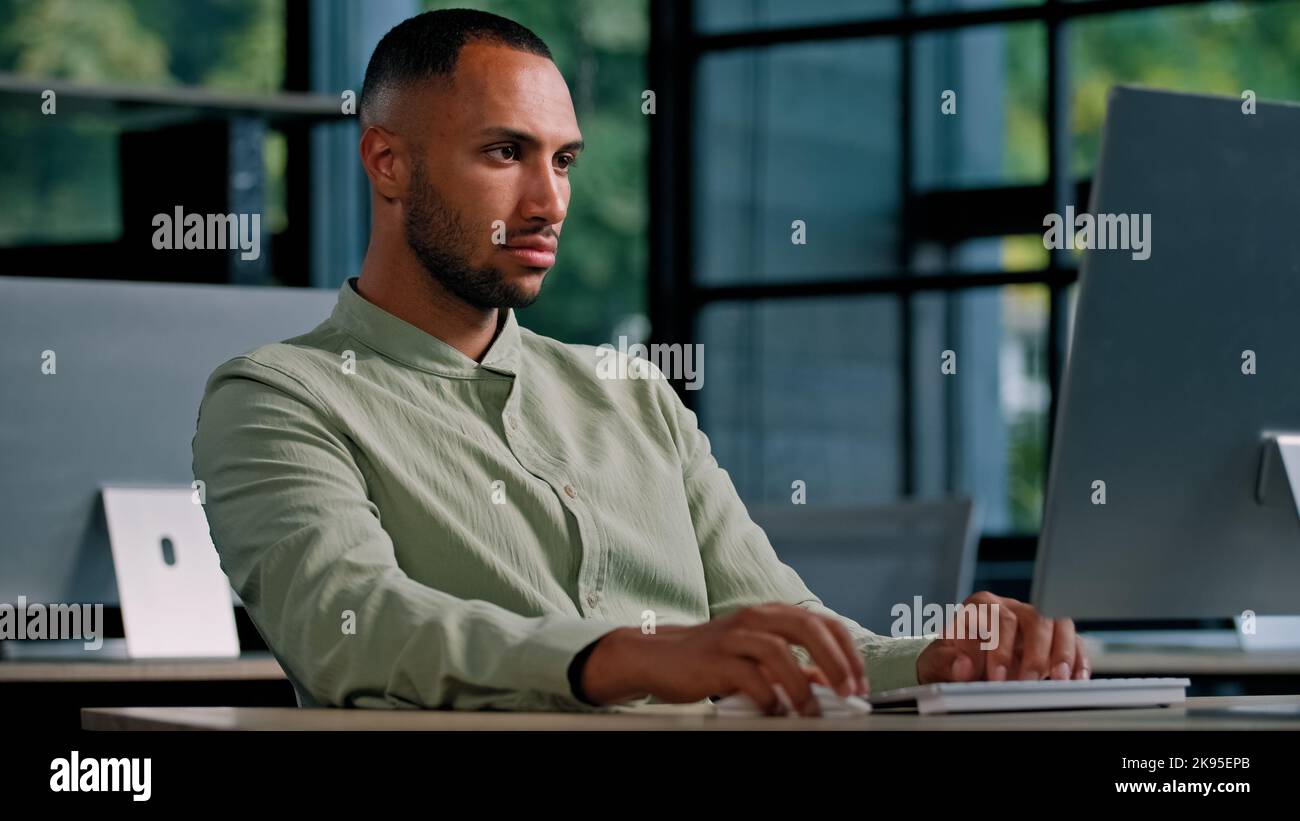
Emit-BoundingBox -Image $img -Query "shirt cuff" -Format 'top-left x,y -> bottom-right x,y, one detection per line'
567,636 -> 604,705
863,635 -> 937,692
515,617 -> 625,704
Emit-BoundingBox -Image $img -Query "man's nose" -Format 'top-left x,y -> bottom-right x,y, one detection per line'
518,162 -> 568,225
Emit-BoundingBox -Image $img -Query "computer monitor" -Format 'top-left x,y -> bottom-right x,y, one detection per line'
0,276 -> 337,605
1033,86 -> 1300,620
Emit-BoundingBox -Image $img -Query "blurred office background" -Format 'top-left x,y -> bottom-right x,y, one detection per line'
4,0 -> 1300,602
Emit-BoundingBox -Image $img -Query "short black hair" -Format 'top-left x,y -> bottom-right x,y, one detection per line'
359,9 -> 553,126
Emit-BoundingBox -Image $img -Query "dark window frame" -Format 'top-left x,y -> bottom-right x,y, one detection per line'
648,0 -> 1244,565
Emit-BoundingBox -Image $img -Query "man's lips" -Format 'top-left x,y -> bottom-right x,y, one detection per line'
501,237 -> 557,267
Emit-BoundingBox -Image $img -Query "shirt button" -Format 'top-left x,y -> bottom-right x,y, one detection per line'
587,592 -> 599,607
563,484 -> 576,499
508,414 -> 519,431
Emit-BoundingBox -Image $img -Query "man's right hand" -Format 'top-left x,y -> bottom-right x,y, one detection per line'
578,603 -> 869,716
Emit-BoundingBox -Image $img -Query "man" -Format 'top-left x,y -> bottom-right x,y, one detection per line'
192,9 -> 1089,717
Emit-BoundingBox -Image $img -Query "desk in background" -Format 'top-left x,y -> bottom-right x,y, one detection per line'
1091,648 -> 1300,696
1,652 -> 294,733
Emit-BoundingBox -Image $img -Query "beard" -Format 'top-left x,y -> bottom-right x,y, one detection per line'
403,154 -> 543,311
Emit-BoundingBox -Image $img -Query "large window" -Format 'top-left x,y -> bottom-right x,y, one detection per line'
651,0 -> 1300,570
0,0 -> 285,91
0,0 -> 286,247
2,0 -> 648,346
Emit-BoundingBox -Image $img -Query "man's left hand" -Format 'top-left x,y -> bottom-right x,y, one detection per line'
915,592 -> 1091,684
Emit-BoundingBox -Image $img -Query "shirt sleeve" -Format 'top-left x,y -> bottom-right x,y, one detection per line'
192,357 -> 620,711
655,375 -> 935,693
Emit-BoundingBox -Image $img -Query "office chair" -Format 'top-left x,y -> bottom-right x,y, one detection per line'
747,497 -> 981,636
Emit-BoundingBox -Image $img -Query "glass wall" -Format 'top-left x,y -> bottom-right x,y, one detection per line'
672,0 -> 1300,548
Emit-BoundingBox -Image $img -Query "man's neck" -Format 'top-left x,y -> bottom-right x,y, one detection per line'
354,262 -> 503,363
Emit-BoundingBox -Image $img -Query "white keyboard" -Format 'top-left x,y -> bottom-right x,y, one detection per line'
868,677 -> 1191,715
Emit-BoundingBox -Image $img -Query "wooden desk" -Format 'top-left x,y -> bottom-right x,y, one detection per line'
0,653 -> 286,683
8,649 -> 1299,681
1091,649 -> 1300,676
2,653 -> 293,733
83,694 -> 1300,731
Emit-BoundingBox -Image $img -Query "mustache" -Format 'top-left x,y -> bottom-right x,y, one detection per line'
507,226 -> 559,243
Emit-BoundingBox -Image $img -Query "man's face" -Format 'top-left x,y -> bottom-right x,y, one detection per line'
403,42 -> 581,311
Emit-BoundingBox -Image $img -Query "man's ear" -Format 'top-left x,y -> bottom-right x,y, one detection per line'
358,125 -> 408,200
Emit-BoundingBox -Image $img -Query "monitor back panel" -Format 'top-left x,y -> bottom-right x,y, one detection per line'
1033,87 -> 1300,619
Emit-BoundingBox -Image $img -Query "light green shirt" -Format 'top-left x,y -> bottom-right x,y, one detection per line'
192,277 -> 933,712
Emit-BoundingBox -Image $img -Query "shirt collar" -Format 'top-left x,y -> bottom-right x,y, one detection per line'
328,277 -> 520,378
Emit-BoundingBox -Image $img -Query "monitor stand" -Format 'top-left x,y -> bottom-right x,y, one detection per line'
1255,431 -> 1300,523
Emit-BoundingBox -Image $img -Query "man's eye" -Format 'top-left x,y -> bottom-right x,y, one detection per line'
487,145 -> 518,162
556,154 -> 578,171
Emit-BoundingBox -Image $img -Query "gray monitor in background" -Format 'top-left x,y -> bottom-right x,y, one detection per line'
0,276 -> 337,605
1033,87 -> 1300,620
